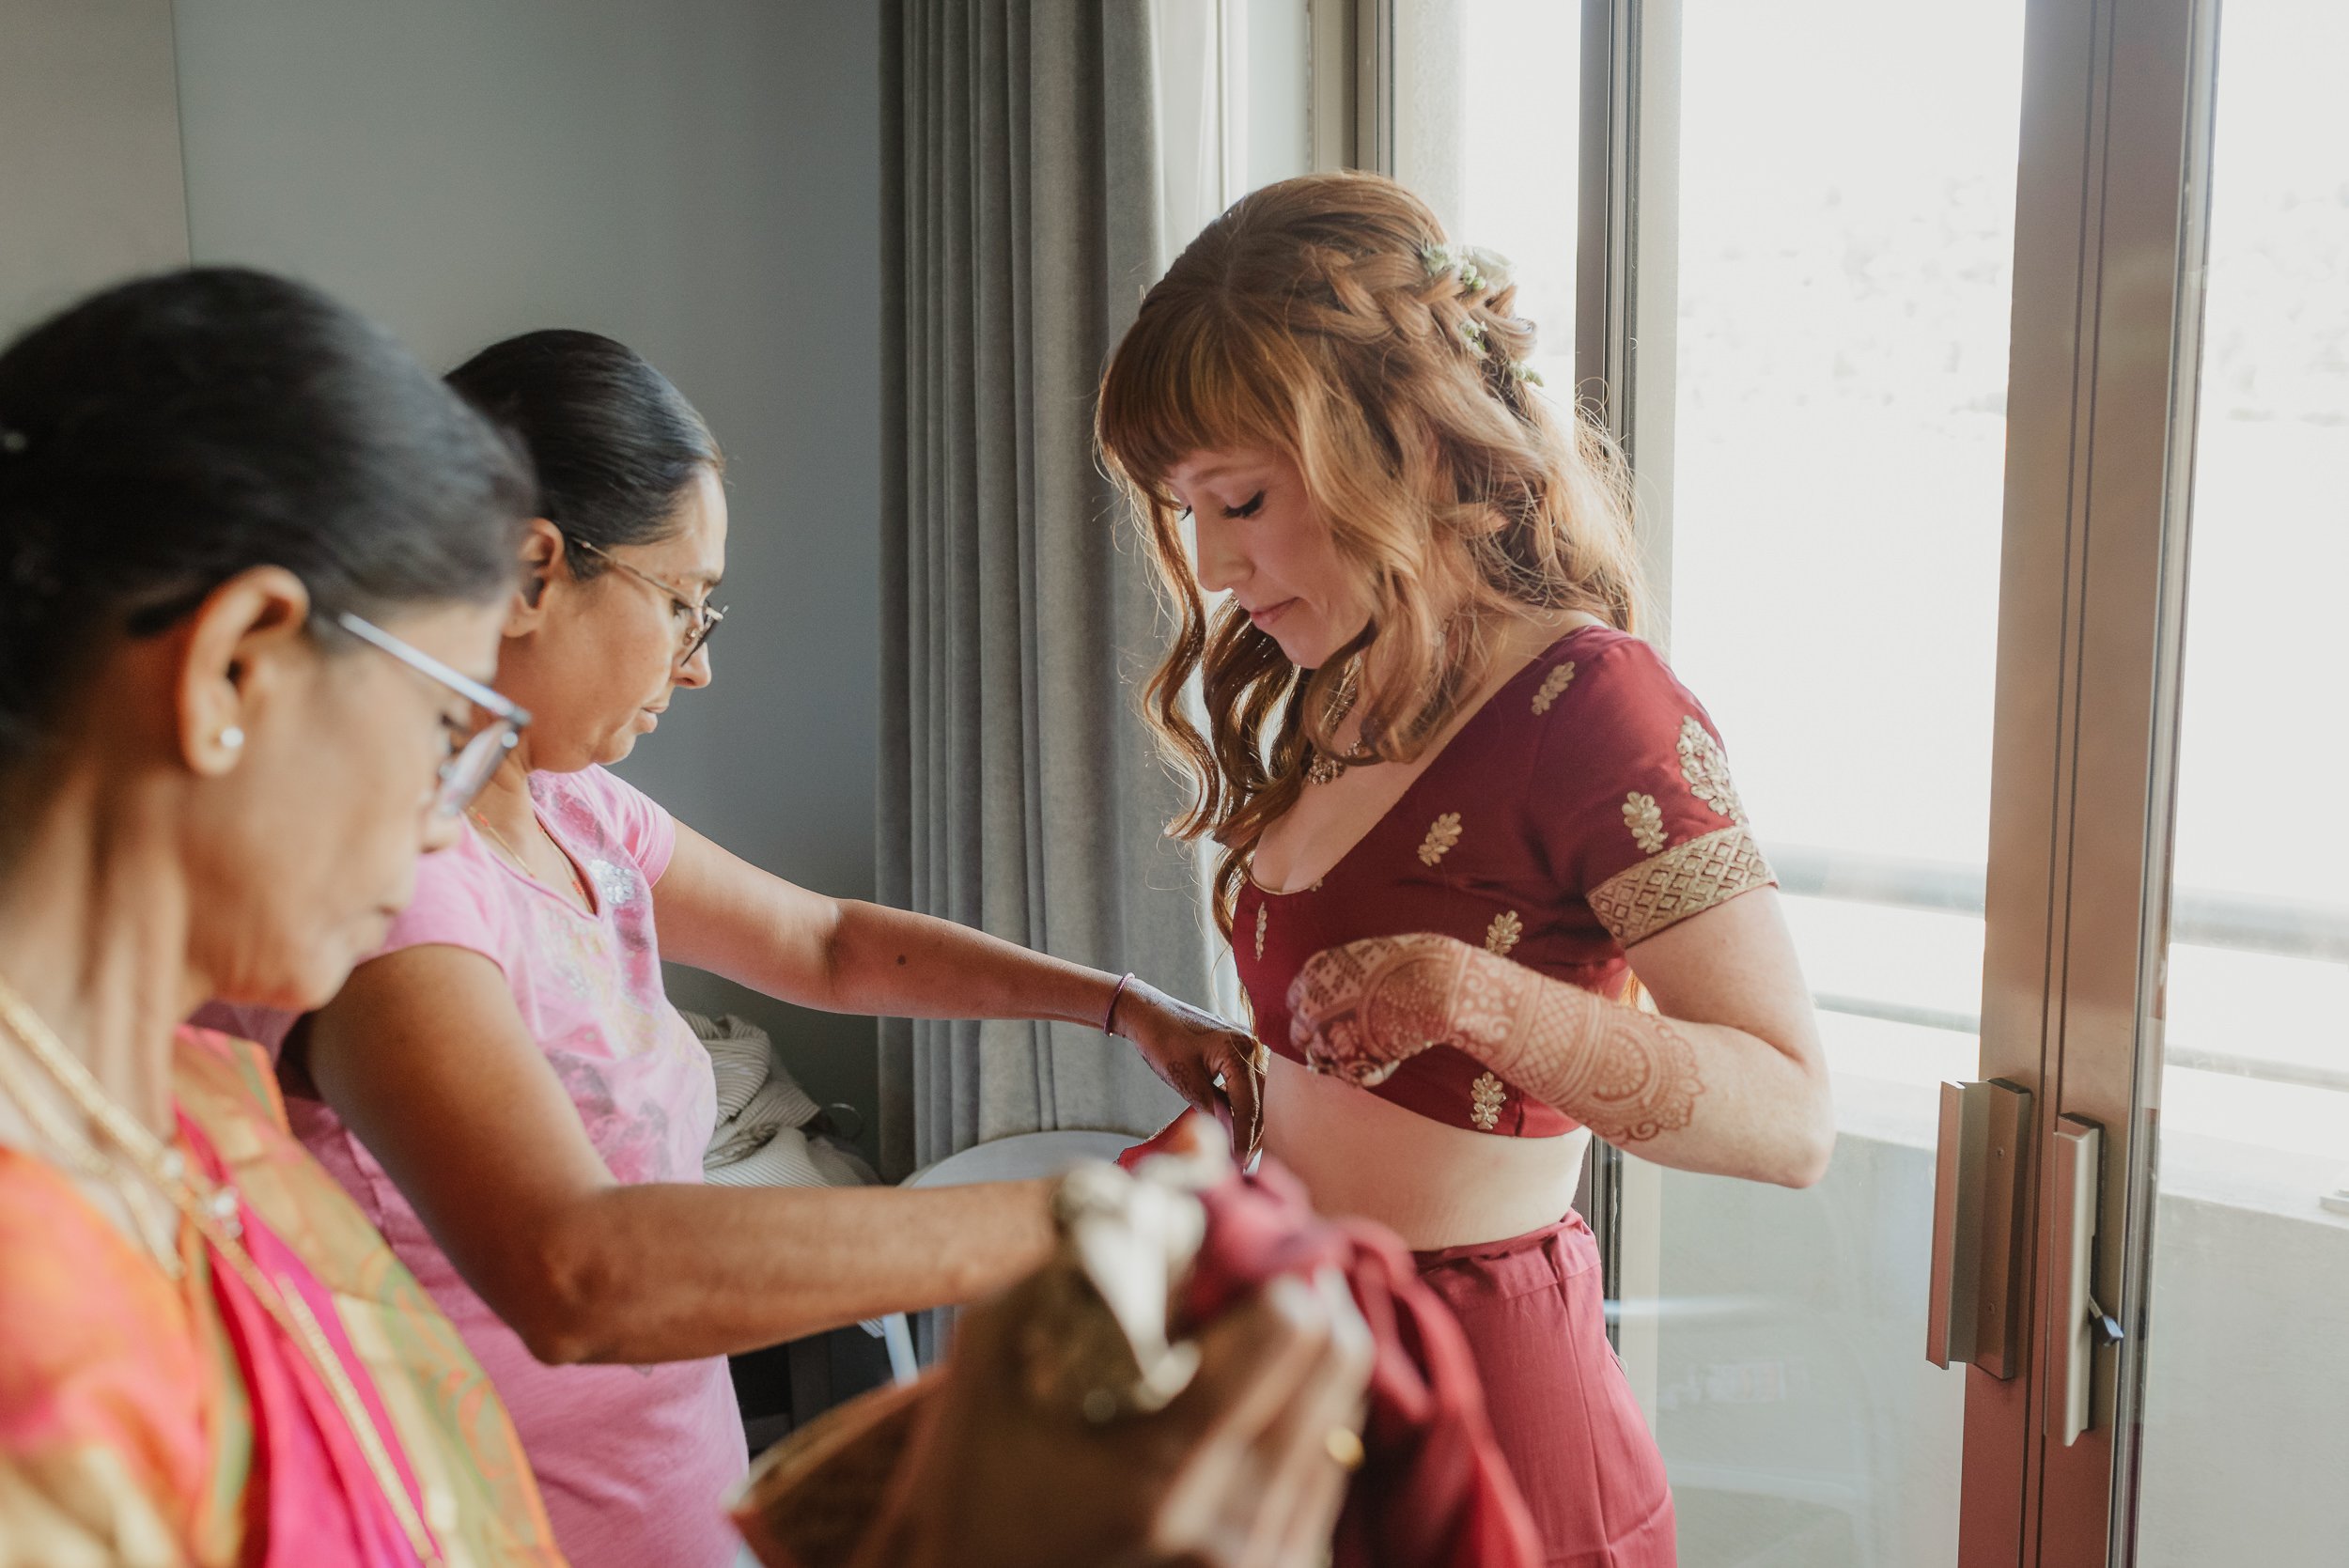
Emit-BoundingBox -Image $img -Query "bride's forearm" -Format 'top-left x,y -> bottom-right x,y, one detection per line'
1449,967 -> 1705,1146
1300,937 -> 1828,1185
1469,967 -> 1827,1184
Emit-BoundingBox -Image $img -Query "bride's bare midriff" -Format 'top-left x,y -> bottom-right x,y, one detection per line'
1262,1052 -> 1589,1251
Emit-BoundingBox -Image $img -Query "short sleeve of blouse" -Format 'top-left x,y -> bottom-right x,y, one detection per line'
377,835 -> 516,977
1528,635 -> 1776,947
566,766 -> 678,883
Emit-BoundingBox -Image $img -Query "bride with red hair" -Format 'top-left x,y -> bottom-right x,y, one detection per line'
1097,171 -> 1835,1564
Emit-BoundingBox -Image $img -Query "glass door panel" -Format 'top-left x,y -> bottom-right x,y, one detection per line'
2132,2 -> 2349,1561
1393,0 -> 1580,387
1626,3 -> 2027,1563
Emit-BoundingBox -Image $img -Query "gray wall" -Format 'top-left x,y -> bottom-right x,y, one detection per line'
0,0 -> 188,334
171,0 -> 885,1139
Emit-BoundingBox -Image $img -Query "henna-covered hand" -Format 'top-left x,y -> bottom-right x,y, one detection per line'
1286,933 -> 1706,1146
1283,933 -> 1486,1087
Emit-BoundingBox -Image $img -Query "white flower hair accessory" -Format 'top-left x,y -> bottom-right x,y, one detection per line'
1421,241 -> 1516,297
1422,241 -> 1541,388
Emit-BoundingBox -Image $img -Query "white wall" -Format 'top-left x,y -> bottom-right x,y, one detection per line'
171,0 -> 886,1135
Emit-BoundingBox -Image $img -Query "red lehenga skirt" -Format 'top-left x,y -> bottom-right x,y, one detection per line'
1412,1209 -> 1676,1567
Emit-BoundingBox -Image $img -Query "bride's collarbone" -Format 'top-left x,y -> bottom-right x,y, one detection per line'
1255,620 -> 1589,893
1251,753 -> 1433,893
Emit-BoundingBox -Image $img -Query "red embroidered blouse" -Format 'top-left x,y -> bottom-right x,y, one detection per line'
1235,626 -> 1775,1137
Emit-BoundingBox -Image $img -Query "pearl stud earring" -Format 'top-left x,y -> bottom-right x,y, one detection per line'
218,726 -> 244,752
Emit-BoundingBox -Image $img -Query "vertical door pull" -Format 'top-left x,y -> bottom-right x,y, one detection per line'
1927,1079 -> 2034,1376
2049,1113 -> 2118,1444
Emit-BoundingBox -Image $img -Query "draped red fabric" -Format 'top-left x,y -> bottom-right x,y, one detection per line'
1119,1125 -> 1543,1568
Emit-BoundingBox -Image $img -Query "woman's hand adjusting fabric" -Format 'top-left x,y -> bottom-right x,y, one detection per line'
1112,978 -> 1268,1164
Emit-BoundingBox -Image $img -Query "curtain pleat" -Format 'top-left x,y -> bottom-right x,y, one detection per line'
878,0 -> 1203,1179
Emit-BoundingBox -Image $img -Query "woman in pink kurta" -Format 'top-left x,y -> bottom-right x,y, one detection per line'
263,330 -> 1276,1568
288,765 -> 739,1568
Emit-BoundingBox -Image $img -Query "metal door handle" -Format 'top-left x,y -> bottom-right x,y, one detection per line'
2048,1113 -> 2120,1444
1927,1079 -> 2033,1376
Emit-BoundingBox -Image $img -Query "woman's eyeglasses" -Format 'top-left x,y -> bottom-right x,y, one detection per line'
568,536 -> 726,664
328,611 -> 531,817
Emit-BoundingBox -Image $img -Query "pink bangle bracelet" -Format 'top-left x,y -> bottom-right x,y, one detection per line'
1104,971 -> 1136,1035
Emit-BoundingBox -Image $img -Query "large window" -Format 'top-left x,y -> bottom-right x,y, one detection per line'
1645,6 -> 2026,1561
2133,2 -> 2349,1560
1372,0 -> 2349,1562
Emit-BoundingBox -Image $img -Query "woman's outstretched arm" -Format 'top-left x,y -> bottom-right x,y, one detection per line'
652,822 -> 1263,1157
303,943 -> 1055,1366
1287,889 -> 1832,1188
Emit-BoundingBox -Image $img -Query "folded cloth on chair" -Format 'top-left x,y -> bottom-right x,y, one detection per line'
682,1009 -> 878,1188
1121,1120 -> 1544,1568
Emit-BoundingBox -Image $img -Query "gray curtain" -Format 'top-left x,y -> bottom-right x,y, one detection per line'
877,0 -> 1208,1179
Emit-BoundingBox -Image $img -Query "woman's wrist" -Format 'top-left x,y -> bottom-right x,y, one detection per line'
1102,971 -> 1137,1036
1432,939 -> 1565,1078
1465,953 -> 1614,1087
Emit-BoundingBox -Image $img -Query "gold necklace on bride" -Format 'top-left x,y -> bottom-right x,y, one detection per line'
0,972 -> 443,1567
1305,660 -> 1366,786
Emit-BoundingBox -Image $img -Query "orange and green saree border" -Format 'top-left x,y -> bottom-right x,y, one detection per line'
174,1026 -> 568,1568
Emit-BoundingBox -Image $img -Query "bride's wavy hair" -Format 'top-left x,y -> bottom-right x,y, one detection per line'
1096,171 -> 1644,936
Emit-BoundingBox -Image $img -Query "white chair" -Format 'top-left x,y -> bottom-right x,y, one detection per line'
878,1128 -> 1139,1382
903,1127 -> 1139,1189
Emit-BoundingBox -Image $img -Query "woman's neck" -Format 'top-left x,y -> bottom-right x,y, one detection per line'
0,760 -> 197,1139
469,751 -> 541,846
1340,607 -> 1599,750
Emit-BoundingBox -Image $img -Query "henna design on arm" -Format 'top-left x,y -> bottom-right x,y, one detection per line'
1486,974 -> 1704,1144
1287,933 -> 1705,1144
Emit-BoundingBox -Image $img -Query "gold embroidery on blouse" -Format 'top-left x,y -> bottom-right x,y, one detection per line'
1485,910 -> 1523,956
1589,825 -> 1775,947
1418,812 -> 1463,866
1253,902 -> 1268,960
1470,1072 -> 1507,1131
1676,716 -> 1749,825
1532,661 -> 1578,715
1624,792 -> 1667,855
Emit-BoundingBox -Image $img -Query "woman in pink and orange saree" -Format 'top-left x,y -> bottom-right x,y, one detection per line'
0,267 -> 561,1568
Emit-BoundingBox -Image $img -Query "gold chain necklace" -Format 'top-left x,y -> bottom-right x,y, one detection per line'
1305,661 -> 1366,786
469,806 -> 592,910
0,973 -> 443,1567
0,1023 -> 183,1272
